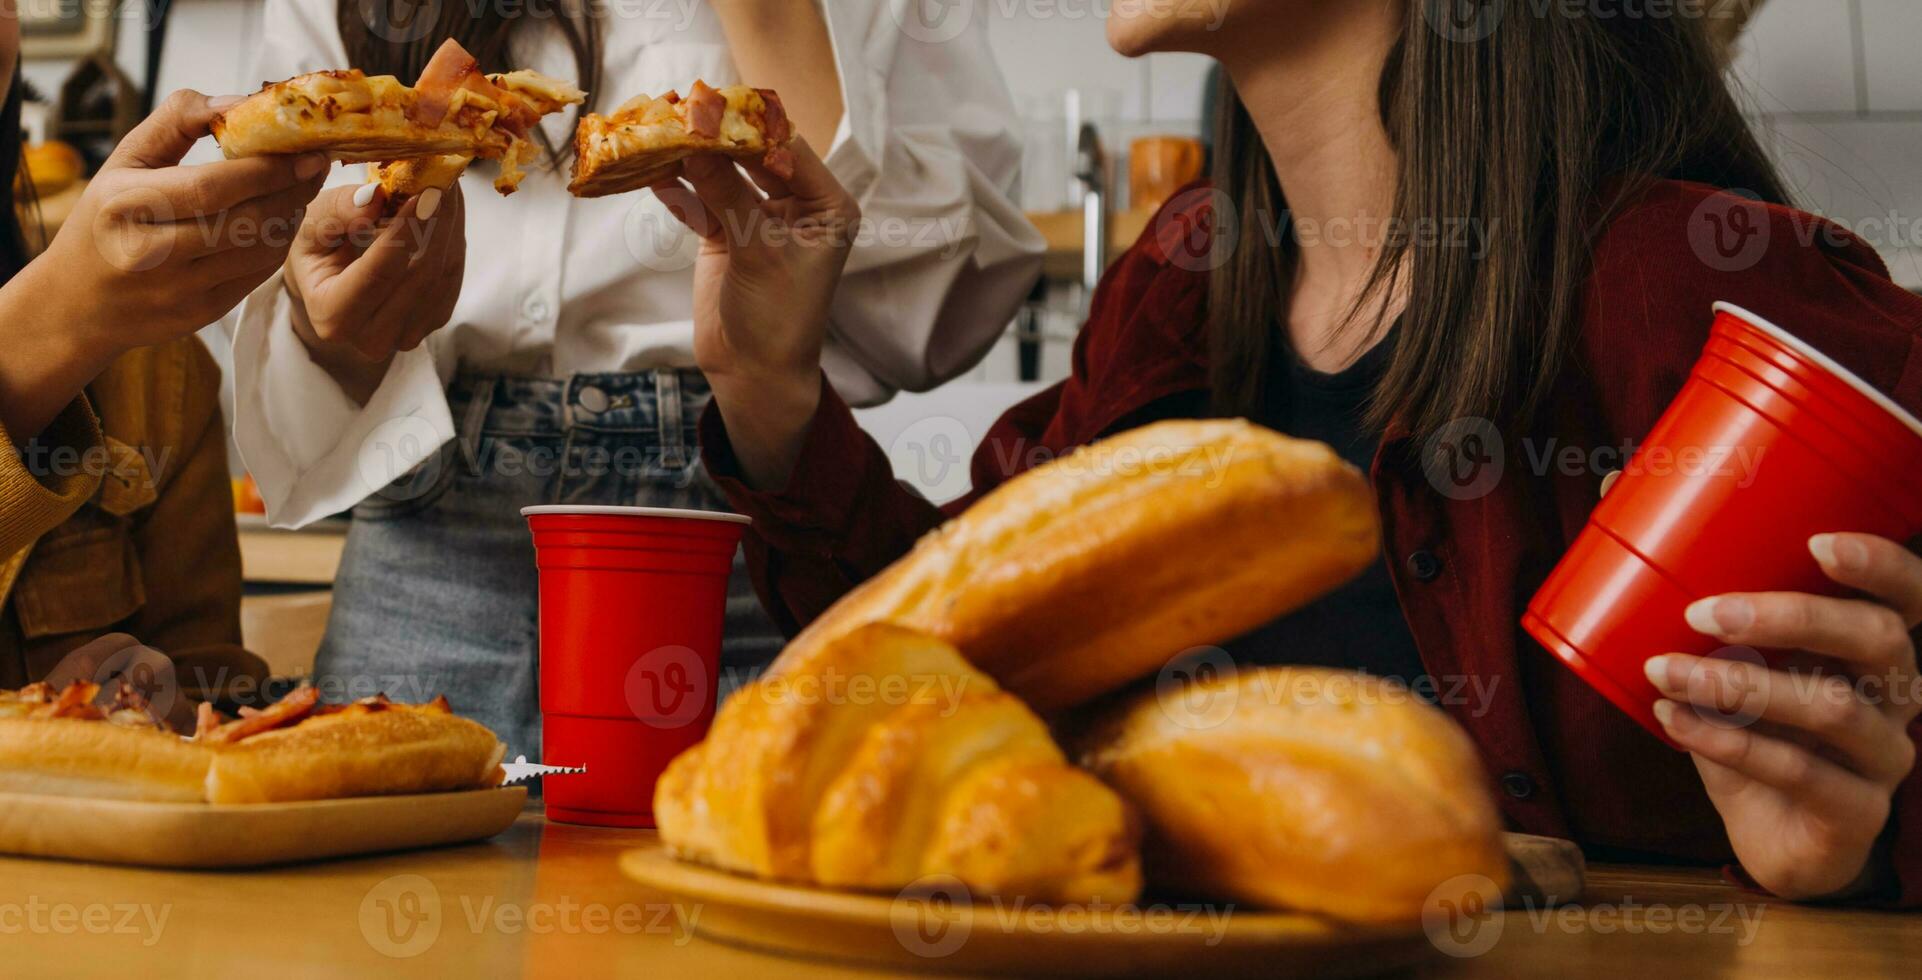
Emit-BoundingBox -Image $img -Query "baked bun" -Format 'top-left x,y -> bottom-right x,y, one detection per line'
0,683 -> 506,804
204,699 -> 507,804
1074,667 -> 1510,923
569,81 -> 794,198
775,419 -> 1382,714
654,623 -> 1141,903
0,718 -> 210,802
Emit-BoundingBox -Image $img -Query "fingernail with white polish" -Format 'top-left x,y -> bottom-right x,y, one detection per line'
1643,655 -> 1674,692
1686,596 -> 1753,637
417,188 -> 443,220
1808,533 -> 1832,563
353,183 -> 379,208
1652,698 -> 1678,728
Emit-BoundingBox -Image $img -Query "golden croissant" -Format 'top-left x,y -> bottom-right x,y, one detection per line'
654,623 -> 1142,903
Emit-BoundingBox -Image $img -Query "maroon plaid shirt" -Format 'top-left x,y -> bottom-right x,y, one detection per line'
702,179 -> 1922,905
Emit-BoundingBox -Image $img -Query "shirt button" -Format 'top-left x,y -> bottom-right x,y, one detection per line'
1501,771 -> 1536,800
1406,550 -> 1443,582
523,295 -> 552,322
578,386 -> 609,415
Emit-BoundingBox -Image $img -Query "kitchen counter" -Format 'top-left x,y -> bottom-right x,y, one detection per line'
5,808 -> 1916,978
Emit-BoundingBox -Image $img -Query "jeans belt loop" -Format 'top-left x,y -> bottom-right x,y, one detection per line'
656,369 -> 687,468
458,377 -> 497,475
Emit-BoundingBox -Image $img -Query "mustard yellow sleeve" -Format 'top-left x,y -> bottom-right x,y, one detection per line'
0,396 -> 105,560
124,342 -> 265,701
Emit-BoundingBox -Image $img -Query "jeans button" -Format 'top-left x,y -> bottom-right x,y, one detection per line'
1501,770 -> 1536,800
578,385 -> 609,414
1406,550 -> 1443,582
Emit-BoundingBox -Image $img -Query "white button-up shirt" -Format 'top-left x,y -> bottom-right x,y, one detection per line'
227,0 -> 1044,527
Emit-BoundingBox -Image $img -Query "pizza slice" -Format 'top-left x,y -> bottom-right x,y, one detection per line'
569,80 -> 795,198
211,37 -> 584,195
0,682 -> 506,804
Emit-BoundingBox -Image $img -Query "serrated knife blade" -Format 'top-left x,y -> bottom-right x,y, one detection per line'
500,754 -> 588,785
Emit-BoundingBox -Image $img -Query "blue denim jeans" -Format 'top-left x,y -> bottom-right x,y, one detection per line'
313,370 -> 784,761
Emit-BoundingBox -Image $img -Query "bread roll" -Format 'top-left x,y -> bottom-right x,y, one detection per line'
775,419 -> 1380,713
0,719 -> 210,803
654,623 -> 1142,903
1073,667 -> 1509,924
204,706 -> 506,805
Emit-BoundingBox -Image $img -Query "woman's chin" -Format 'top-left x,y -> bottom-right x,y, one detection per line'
1107,15 -> 1180,58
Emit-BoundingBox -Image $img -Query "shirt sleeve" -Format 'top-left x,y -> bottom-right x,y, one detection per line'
814,0 -> 1046,406
215,0 -> 457,529
224,272 -> 457,528
0,397 -> 104,560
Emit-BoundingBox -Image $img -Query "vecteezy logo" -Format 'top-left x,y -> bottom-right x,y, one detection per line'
625,193 -> 700,272
1422,873 -> 1504,958
1154,646 -> 1239,731
359,874 -> 442,958
1153,186 -> 1235,273
1688,188 -> 1772,273
1419,0 -> 1505,43
1682,645 -> 1771,730
891,874 -> 973,958
45,636 -> 182,723
357,414 -> 449,504
1421,416 -> 1504,501
889,0 -> 973,45
353,0 -> 443,44
887,415 -> 974,503
626,645 -> 708,729
91,185 -> 176,273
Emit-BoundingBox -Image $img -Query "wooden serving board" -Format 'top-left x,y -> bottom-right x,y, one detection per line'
0,786 -> 526,868
619,832 -> 1585,977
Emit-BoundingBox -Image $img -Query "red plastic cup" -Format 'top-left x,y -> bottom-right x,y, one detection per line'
1524,303 -> 1922,744
523,505 -> 750,827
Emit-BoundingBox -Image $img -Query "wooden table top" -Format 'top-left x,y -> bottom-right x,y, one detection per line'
6,808 -> 1916,978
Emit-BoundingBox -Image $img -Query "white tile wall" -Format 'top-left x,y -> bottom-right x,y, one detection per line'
1736,0 -> 1922,288
1859,0 -> 1922,113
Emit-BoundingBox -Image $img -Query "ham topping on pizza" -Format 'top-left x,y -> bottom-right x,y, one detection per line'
0,680 -> 164,727
684,80 -> 726,140
196,685 -> 320,744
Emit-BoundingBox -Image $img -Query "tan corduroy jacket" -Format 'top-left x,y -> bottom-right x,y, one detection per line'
0,337 -> 265,697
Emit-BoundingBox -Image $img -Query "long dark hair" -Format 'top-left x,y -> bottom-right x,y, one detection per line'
1206,6 -> 1791,440
338,0 -> 603,119
2,69 -> 37,281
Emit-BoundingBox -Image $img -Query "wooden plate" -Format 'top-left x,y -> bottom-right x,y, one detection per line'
0,787 -> 526,868
619,843 -> 1434,977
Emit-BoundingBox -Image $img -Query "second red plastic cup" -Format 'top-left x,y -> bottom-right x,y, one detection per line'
523,505 -> 749,827
1524,303 -> 1922,743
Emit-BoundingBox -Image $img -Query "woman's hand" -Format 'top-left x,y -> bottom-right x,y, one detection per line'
283,182 -> 465,404
652,139 -> 860,490
1646,532 -> 1921,900
0,89 -> 325,440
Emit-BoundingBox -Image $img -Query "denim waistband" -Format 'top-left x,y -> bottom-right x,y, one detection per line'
446,369 -> 710,467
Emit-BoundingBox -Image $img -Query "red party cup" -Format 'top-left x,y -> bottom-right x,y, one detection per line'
523,505 -> 750,827
1524,303 -> 1922,744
